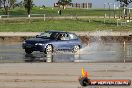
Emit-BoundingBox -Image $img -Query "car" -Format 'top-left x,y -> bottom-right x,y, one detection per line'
22,30 -> 82,54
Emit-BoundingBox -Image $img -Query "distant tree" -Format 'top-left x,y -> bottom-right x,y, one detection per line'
15,1 -> 24,7
0,0 -> 16,15
42,5 -> 45,8
24,0 -> 33,15
10,0 -> 16,9
117,0 -> 132,7
116,0 -> 132,17
56,0 -> 72,9
0,0 -> 2,8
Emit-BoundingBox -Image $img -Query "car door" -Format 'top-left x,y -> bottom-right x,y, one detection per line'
67,33 -> 80,49
53,33 -> 70,50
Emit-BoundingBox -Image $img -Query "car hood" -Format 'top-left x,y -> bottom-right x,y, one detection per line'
25,38 -> 51,44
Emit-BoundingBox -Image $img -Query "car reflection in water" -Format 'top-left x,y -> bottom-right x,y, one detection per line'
24,53 -> 47,62
24,52 -> 80,63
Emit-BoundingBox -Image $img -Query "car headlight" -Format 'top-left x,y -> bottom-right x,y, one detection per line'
23,41 -> 26,44
35,43 -> 44,45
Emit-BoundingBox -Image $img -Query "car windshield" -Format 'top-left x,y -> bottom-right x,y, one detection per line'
36,32 -> 57,39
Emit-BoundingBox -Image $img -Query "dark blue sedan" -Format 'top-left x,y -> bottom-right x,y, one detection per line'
22,30 -> 82,54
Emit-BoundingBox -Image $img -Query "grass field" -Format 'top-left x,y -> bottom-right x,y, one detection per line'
0,18 -> 131,32
0,7 -> 132,32
0,7 -> 122,17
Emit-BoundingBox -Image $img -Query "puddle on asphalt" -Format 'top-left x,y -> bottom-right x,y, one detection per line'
0,42 -> 132,63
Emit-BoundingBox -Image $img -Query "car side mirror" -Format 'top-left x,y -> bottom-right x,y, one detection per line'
36,35 -> 39,38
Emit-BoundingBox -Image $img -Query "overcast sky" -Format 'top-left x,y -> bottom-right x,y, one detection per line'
17,0 -> 132,8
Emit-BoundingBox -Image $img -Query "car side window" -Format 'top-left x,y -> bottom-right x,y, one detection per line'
69,33 -> 78,40
56,33 -> 70,40
37,32 -> 52,38
50,33 -> 58,39
57,33 -> 63,40
63,33 -> 70,40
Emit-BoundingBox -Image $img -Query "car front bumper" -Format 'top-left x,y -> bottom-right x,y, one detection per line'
22,43 -> 45,52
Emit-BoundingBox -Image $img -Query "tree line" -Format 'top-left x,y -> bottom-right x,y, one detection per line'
0,0 -> 72,15
0,0 -> 33,15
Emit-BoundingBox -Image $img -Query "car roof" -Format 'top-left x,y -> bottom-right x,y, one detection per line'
46,30 -> 71,34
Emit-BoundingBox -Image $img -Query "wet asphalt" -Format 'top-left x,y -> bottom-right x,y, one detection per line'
0,42 -> 132,63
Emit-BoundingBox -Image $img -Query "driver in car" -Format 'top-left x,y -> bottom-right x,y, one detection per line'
58,34 -> 65,40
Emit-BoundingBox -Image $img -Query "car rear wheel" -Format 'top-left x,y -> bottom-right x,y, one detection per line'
73,45 -> 80,53
45,45 -> 53,54
25,49 -> 33,54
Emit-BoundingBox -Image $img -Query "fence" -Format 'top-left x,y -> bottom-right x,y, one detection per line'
0,12 -> 132,28
0,14 -> 46,19
116,19 -> 132,27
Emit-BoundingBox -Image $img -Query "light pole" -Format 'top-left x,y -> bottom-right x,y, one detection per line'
128,8 -> 132,21
113,3 -> 116,18
108,3 -> 111,19
118,4 -> 121,19
104,3 -> 107,18
104,3 -> 107,23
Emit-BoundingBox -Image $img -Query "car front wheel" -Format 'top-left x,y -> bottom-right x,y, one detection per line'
25,49 -> 33,54
44,45 -> 53,54
73,45 -> 80,53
